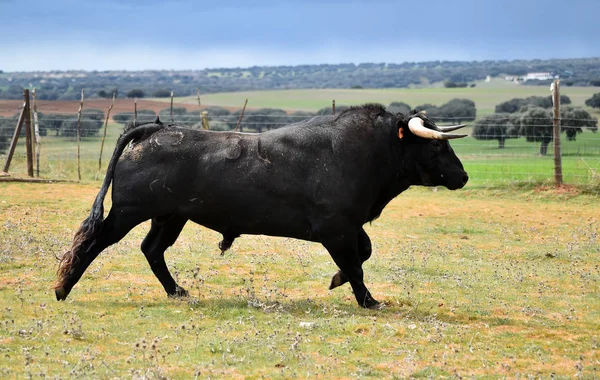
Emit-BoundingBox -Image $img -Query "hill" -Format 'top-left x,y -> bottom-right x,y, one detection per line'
1,57 -> 600,101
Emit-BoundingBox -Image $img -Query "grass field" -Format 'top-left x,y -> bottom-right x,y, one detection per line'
173,79 -> 600,119
0,183 -> 598,378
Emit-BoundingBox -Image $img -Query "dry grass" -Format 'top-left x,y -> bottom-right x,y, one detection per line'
0,183 -> 598,378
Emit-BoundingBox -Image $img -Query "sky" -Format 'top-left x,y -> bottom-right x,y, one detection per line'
0,0 -> 599,72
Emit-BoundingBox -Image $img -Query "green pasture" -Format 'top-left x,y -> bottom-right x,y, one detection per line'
0,183 -> 598,378
173,79 -> 600,118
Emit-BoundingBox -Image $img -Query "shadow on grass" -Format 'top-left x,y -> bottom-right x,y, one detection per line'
91,293 -> 526,328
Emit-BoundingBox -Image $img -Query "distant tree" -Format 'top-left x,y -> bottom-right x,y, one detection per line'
589,79 -> 600,87
225,109 -> 244,130
437,98 -> 476,123
244,108 -> 288,132
61,108 -> 105,138
585,93 -> 600,108
97,90 -> 109,98
126,89 -> 145,99
472,113 -> 520,148
387,101 -> 411,115
560,106 -> 597,140
519,106 -> 553,155
414,104 -> 441,119
495,95 -> 571,113
351,85 -> 364,89
113,109 -> 156,125
158,107 -> 187,122
559,95 -> 572,105
153,89 -> 172,98
288,111 -> 315,124
177,110 -> 202,125
0,116 -> 17,153
38,113 -> 71,136
518,105 -> 597,155
444,81 -> 468,88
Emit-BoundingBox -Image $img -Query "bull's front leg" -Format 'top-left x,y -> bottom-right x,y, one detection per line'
320,229 -> 380,309
329,227 -> 372,290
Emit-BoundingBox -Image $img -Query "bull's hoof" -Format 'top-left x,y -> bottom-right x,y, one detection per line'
55,286 -> 70,301
329,271 -> 348,290
365,300 -> 384,310
218,239 -> 233,255
360,293 -> 381,309
168,286 -> 189,298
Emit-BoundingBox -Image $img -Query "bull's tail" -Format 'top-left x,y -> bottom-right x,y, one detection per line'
55,122 -> 165,289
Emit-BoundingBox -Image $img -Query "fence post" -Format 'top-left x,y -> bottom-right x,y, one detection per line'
196,88 -> 201,109
170,91 -> 174,123
201,111 -> 209,130
551,79 -> 562,186
76,89 -> 84,181
332,99 -> 336,115
234,98 -> 248,132
98,93 -> 115,175
23,89 -> 34,177
2,95 -> 27,174
32,88 -> 41,177
134,98 -> 138,125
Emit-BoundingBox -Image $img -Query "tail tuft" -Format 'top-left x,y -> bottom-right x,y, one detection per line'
55,215 -> 103,289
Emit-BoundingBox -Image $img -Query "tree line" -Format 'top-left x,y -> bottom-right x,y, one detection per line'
0,109 -> 106,154
473,95 -> 598,154
2,57 -> 600,100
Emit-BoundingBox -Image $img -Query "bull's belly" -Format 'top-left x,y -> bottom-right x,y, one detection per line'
185,201 -> 316,241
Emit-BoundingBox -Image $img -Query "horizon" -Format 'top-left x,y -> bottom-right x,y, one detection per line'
1,0 -> 599,72
3,56 -> 599,74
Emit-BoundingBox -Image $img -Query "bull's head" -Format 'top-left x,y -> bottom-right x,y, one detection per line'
400,114 -> 469,190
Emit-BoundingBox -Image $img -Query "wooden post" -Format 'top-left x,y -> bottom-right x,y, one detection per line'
23,89 -> 34,177
551,79 -> 562,186
98,93 -> 115,174
32,88 -> 41,177
234,98 -> 248,132
134,98 -> 138,125
201,111 -> 209,130
196,88 -> 201,109
2,98 -> 27,173
76,89 -> 84,181
332,100 -> 336,115
170,91 -> 174,123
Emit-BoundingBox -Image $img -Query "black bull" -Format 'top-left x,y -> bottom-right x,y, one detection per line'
55,104 -> 468,308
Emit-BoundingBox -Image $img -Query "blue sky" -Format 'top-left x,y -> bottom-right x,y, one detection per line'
1,0 -> 599,71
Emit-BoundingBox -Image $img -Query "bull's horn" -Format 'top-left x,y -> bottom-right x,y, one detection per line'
438,124 -> 466,132
408,118 -> 467,140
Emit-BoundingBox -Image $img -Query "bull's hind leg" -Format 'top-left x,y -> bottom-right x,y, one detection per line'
329,228 -> 372,290
217,230 -> 239,255
140,215 -> 188,297
320,228 -> 380,309
56,208 -> 148,300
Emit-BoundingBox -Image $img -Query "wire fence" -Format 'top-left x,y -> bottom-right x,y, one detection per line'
1,104 -> 599,189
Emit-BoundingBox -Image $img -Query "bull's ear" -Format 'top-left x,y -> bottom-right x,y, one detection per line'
398,127 -> 404,140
